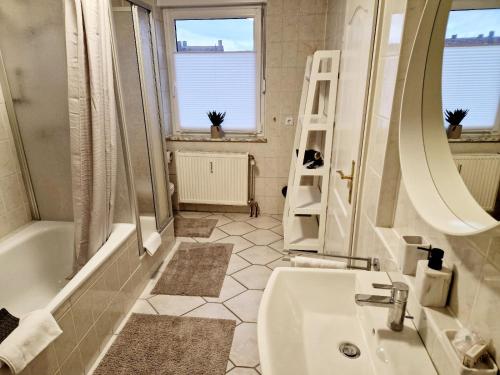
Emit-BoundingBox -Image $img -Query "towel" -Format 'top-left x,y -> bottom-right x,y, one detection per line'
0,309 -> 62,374
144,232 -> 162,256
0,310 -> 19,344
291,256 -> 347,269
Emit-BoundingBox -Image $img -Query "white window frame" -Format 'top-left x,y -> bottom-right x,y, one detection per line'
443,0 -> 500,134
163,6 -> 264,136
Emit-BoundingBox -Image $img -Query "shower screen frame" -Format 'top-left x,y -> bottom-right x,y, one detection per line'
111,0 -> 173,256
131,3 -> 173,233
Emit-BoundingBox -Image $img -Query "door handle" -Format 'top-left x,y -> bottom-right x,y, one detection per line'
210,161 -> 214,174
336,160 -> 355,204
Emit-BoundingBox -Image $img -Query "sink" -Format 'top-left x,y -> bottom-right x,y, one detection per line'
258,268 -> 437,375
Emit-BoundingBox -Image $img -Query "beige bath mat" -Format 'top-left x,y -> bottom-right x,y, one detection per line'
152,242 -> 233,297
174,217 -> 218,237
93,314 -> 235,375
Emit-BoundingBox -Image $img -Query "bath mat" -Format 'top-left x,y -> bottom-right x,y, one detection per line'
152,242 -> 233,297
174,217 -> 218,238
93,314 -> 235,375
0,308 -> 19,344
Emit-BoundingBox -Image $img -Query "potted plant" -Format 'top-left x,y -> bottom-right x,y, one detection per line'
445,108 -> 469,139
207,110 -> 226,139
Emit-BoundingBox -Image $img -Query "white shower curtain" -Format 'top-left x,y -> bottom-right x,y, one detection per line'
65,0 -> 117,273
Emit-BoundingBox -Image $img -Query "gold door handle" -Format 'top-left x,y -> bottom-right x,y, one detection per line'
336,170 -> 353,181
336,160 -> 355,204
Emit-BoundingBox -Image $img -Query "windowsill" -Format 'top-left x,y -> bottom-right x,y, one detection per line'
448,133 -> 500,143
165,134 -> 267,143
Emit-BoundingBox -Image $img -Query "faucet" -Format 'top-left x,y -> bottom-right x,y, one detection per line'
355,282 -> 409,332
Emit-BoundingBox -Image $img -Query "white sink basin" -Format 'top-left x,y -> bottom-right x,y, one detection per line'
258,268 -> 437,375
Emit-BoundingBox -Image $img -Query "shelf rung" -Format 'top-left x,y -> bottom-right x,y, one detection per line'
285,216 -> 320,251
292,186 -> 322,215
298,166 -> 327,176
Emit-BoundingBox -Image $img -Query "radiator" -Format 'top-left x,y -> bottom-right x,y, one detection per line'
175,151 -> 249,206
453,153 -> 500,212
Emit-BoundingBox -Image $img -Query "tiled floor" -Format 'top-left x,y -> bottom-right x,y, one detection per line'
91,211 -> 290,375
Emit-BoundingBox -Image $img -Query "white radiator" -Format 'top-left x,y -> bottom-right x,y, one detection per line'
175,151 -> 249,206
453,153 -> 500,212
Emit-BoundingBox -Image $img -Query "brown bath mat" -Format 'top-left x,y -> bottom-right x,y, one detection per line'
93,314 -> 235,375
152,242 -> 233,297
174,217 -> 218,237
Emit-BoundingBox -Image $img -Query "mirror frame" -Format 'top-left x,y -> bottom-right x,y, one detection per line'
399,0 -> 500,235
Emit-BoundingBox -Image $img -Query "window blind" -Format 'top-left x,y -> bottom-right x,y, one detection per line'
442,45 -> 500,130
174,52 -> 257,132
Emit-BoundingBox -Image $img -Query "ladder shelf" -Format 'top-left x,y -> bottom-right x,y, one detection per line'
283,50 -> 340,254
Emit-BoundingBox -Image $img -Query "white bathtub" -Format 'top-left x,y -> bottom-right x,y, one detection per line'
140,215 -> 157,241
0,221 -> 136,316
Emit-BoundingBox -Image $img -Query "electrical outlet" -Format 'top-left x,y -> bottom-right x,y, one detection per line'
284,116 -> 294,126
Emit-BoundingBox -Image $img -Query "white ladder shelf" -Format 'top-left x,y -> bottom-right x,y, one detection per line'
283,50 -> 340,253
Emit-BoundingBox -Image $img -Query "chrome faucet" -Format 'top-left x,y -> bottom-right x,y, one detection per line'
355,282 -> 409,332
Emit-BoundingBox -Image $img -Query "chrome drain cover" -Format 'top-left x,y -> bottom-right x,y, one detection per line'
339,342 -> 361,359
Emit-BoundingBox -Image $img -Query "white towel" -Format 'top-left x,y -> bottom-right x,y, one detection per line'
144,232 -> 162,256
291,256 -> 347,269
0,309 -> 62,374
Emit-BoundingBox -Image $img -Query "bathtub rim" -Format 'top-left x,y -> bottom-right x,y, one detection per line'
0,220 -> 137,314
47,222 -> 136,314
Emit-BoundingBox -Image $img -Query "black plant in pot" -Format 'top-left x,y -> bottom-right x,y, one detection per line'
207,110 -> 226,139
444,108 -> 469,139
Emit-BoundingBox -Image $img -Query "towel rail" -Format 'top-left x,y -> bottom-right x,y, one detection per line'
283,250 -> 380,271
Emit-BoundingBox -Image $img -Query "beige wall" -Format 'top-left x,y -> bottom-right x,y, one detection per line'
355,0 -> 500,366
164,0 -> 328,215
0,85 -> 31,239
324,0 -> 346,50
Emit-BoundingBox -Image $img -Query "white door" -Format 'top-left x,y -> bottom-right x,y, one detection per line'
325,0 -> 378,255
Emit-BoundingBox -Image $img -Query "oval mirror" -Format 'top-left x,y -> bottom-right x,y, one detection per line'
400,0 -> 500,235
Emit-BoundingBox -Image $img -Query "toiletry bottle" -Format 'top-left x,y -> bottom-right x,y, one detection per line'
414,247 -> 452,307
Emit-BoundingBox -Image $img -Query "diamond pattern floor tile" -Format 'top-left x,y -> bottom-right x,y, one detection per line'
193,227 -> 228,242
219,222 -> 256,236
130,300 -> 157,315
267,258 -> 291,269
204,276 -> 247,303
226,254 -> 251,275
206,214 -> 233,227
238,246 -> 282,265
230,323 -> 259,367
225,212 -> 252,221
246,216 -> 280,229
269,239 -> 284,252
216,235 -> 254,253
228,368 -> 259,374
184,302 -> 241,324
225,290 -> 263,323
243,229 -> 281,245
233,265 -> 272,290
148,295 -> 205,316
270,224 -> 284,235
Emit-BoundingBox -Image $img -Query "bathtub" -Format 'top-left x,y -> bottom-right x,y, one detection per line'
140,215 -> 157,241
0,221 -> 136,317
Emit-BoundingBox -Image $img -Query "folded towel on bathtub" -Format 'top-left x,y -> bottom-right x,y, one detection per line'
144,231 -> 162,256
0,309 -> 19,345
0,309 -> 62,374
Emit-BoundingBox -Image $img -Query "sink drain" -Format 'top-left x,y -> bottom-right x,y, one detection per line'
339,342 -> 361,359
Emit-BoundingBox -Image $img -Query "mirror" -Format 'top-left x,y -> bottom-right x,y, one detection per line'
441,6 -> 500,220
399,0 -> 500,235
111,1 -> 173,247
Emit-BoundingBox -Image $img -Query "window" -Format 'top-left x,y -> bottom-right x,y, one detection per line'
164,7 -> 263,134
442,7 -> 500,132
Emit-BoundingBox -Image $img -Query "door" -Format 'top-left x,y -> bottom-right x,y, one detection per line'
325,0 -> 379,255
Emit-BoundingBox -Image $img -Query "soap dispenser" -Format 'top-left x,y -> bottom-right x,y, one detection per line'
414,247 -> 452,307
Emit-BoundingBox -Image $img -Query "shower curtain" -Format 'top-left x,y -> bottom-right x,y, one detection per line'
65,0 -> 117,273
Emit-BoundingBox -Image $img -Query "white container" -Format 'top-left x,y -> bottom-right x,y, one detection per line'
414,259 -> 452,307
399,235 -> 430,275
442,330 -> 498,375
